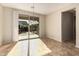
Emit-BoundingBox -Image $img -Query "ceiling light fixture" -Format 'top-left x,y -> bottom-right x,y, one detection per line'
27,2 -> 35,56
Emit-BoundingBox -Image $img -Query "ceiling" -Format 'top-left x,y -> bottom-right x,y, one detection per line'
1,3 -> 73,15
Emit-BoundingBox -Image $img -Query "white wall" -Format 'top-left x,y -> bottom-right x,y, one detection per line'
46,11 -> 61,42
39,15 -> 45,37
76,5 -> 79,48
0,5 -> 3,45
2,7 -> 13,44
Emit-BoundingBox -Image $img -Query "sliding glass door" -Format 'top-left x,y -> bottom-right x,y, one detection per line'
18,14 -> 39,41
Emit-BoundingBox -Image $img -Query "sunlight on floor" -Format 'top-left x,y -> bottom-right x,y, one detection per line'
7,38 -> 52,56
19,32 -> 39,40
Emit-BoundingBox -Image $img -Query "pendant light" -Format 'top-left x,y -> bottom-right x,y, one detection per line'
27,2 -> 35,56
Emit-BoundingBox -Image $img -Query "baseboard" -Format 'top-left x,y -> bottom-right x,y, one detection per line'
46,35 -> 61,42
75,45 -> 79,48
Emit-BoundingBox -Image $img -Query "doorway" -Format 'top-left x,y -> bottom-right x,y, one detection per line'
62,9 -> 76,46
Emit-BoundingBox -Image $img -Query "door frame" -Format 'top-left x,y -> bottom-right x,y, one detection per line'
61,8 -> 76,46
13,10 -> 40,41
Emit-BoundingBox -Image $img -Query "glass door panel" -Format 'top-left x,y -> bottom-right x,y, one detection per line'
29,16 -> 39,39
18,14 -> 29,41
